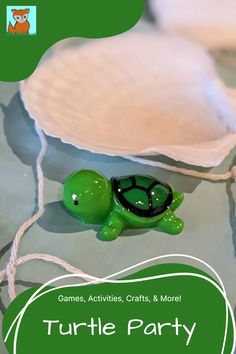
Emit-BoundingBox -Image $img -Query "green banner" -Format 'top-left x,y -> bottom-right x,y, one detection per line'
2,263 -> 235,353
0,0 -> 144,81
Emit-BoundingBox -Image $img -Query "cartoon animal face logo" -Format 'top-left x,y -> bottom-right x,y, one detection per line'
8,8 -> 31,35
12,9 -> 30,23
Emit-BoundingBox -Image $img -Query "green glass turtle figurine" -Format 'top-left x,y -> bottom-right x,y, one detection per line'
63,170 -> 184,241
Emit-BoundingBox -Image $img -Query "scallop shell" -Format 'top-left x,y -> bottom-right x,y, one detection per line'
20,32 -> 236,167
150,0 -> 236,49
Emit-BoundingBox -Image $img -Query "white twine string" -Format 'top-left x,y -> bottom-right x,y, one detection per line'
124,156 -> 236,182
0,124 -> 90,301
0,124 -> 236,302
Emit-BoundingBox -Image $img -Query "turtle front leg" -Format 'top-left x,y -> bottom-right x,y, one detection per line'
99,212 -> 126,241
157,210 -> 184,235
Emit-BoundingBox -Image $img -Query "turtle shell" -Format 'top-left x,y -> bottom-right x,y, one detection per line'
111,175 -> 173,218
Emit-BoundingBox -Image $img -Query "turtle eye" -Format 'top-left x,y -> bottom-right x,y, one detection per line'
74,200 -> 79,206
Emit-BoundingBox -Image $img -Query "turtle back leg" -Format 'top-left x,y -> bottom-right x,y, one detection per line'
156,210 -> 184,235
99,211 -> 126,241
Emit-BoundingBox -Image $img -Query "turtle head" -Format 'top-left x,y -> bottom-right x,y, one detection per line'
63,170 -> 112,224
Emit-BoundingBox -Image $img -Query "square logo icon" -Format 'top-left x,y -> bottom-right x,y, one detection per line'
6,6 -> 37,35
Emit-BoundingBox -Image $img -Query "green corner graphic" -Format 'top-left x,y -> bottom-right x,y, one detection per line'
0,0 -> 144,81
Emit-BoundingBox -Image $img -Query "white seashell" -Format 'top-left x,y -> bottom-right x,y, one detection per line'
20,32 -> 236,167
150,0 -> 236,49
